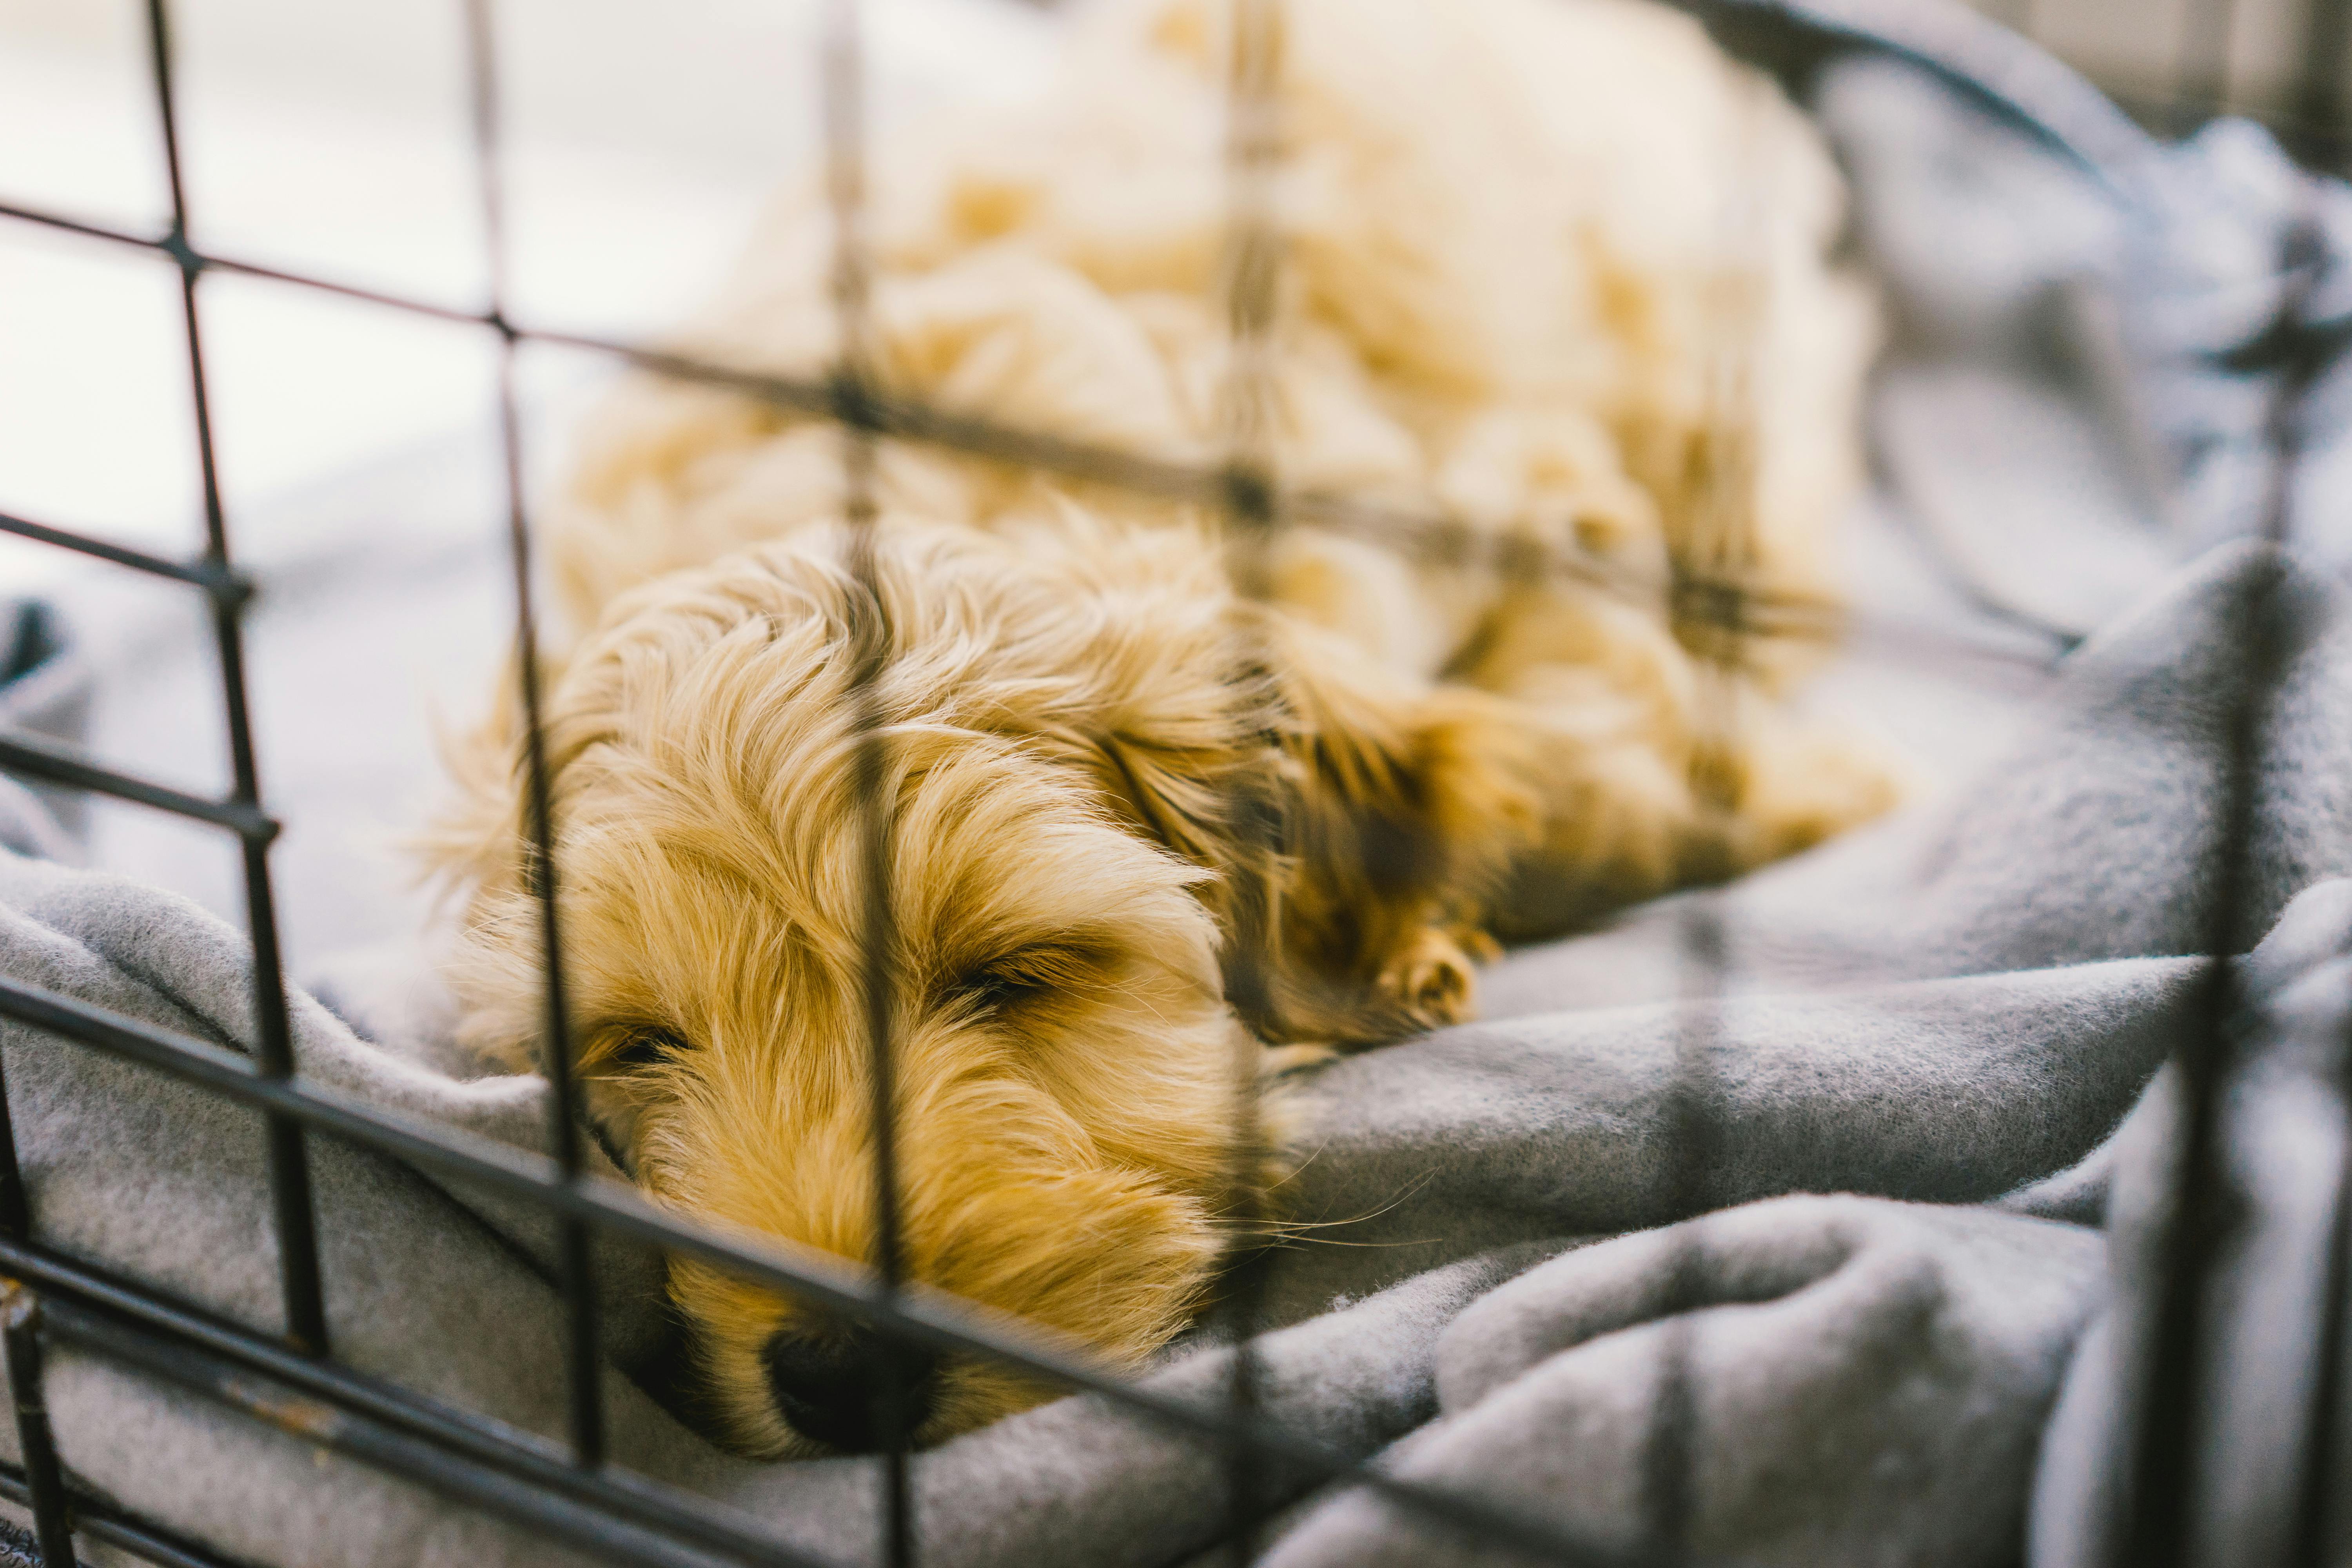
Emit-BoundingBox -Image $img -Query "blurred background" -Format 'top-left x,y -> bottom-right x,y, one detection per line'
0,0 -> 2343,973
0,0 -> 1057,595
0,0 -> 1059,967
1973,0 -> 2350,145
5,0 -> 2340,595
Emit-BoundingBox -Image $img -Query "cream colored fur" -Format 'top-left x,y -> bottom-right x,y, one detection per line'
428,0 -> 1906,1456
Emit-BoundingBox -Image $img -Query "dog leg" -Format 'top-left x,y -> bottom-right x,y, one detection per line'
1701,702 -> 1913,873
1254,616 -> 1544,1043
1470,667 -> 1909,942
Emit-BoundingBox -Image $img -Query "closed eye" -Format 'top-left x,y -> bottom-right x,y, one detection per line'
951,942 -> 1111,1015
608,1026 -> 688,1071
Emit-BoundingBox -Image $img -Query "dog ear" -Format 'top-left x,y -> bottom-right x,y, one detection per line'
414,644 -> 537,905
414,633 -> 605,914
1064,587 -> 1542,1048
406,636 -> 590,1078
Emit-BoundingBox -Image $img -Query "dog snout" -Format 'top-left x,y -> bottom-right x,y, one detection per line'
761,1325 -> 943,1452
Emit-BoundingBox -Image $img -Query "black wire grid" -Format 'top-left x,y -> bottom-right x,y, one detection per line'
0,0 -> 2345,1564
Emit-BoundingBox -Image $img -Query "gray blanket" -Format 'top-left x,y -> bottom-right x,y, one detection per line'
7,536 -> 2350,1568
8,14 -> 2352,1568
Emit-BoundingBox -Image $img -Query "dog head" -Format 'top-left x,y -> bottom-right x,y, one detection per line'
432,516 -> 1293,1455
430,498 -> 1530,1453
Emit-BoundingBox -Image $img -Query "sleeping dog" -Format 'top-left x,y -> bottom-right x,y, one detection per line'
428,0 -> 1902,1456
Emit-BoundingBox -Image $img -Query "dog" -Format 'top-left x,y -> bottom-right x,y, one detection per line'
426,0 -> 1904,1457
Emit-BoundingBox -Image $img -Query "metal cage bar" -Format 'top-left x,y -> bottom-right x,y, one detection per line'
0,959 -> 1648,1563
1641,82 -> 1777,1553
0,205 -> 1859,657
2296,1130 -> 2352,1565
816,2 -> 920,1562
1,1287 -> 75,1568
0,512 -> 247,599
0,0 -> 2338,1565
2288,0 -> 2352,171
458,0 -> 610,1475
1207,2 -> 1287,1562
2119,200 -> 2328,1568
0,732 -> 276,842
2168,0 -> 2238,137
0,1458 -> 250,1568
140,0 -> 332,1363
0,1233 -> 831,1568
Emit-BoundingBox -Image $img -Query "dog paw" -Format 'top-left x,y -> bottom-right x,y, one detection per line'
1377,927 -> 1479,1027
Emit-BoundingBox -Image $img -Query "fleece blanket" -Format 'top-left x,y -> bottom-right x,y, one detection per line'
11,539 -> 2351,1568
9,7 -> 2352,1568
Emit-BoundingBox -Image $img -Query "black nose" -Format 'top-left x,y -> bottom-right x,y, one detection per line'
762,1326 -> 942,1452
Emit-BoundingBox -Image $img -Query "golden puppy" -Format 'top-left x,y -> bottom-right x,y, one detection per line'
428,0 -> 1904,1456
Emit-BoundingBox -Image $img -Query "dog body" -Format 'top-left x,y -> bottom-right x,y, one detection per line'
432,0 -> 1904,1455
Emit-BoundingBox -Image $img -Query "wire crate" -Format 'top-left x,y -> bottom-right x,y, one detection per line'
0,0 -> 2347,1563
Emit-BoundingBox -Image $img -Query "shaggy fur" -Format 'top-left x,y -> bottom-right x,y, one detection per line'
428,0 -> 1906,1457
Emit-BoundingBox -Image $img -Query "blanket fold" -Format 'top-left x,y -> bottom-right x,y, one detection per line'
1265,1197 -> 2107,1568
5,530 -> 2350,1567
